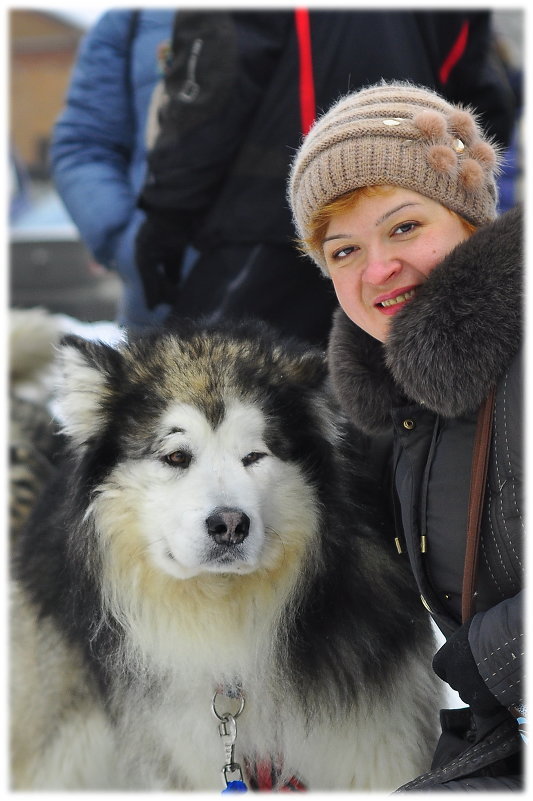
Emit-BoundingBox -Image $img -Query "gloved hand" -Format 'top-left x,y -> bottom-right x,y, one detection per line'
433,619 -> 503,717
135,215 -> 187,309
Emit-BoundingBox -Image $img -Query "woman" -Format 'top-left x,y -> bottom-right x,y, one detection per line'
288,82 -> 523,790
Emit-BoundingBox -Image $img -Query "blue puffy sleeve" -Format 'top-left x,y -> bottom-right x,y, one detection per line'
50,11 -> 140,267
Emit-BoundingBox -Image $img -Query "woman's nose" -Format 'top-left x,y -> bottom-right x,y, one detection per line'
363,251 -> 402,285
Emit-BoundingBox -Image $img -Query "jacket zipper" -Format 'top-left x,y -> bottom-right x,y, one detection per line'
178,38 -> 203,102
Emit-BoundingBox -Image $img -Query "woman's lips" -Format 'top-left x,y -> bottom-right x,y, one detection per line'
374,287 -> 416,315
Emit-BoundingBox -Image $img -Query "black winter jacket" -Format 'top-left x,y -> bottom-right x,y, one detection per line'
328,207 -> 523,719
138,9 -> 515,260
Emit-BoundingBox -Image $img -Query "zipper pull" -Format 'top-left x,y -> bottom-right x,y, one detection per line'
178,38 -> 203,102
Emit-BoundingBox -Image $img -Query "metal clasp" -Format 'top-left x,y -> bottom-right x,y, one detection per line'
212,691 -> 247,790
218,713 -> 238,769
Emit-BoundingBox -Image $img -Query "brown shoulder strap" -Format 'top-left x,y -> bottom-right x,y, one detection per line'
461,387 -> 497,623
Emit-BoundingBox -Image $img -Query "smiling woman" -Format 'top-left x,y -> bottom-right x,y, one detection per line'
288,80 -> 523,791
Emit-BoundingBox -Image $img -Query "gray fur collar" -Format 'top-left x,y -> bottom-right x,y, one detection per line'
327,205 -> 523,434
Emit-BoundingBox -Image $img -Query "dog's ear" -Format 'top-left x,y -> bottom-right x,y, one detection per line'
53,335 -> 124,445
271,346 -> 328,388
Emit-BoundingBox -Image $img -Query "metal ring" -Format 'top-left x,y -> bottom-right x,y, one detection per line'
211,691 -> 245,721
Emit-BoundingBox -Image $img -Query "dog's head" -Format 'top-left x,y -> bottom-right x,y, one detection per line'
54,322 -> 342,583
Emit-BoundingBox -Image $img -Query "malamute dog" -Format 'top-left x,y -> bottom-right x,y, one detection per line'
10,320 -> 442,791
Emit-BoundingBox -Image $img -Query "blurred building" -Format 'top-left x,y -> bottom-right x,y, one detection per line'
10,10 -> 85,179
9,11 -> 121,322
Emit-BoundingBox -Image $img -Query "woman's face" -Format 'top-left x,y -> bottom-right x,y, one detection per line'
322,187 -> 471,342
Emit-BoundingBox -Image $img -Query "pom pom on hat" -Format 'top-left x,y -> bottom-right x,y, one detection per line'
414,110 -> 448,140
448,109 -> 478,142
427,144 -> 458,175
459,158 -> 486,190
470,140 -> 498,168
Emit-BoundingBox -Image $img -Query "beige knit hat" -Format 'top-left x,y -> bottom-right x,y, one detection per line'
288,81 -> 500,270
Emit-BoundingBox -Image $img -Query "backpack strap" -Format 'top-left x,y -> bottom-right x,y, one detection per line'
294,9 -> 315,135
439,19 -> 470,84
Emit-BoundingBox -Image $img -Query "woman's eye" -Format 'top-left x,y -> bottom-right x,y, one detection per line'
164,451 -> 192,468
331,245 -> 356,260
242,452 -> 267,467
392,221 -> 418,236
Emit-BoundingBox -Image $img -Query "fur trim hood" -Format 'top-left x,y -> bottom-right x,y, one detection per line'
328,205 -> 523,434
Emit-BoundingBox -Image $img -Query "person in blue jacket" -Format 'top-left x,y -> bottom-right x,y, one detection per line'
50,9 -> 176,329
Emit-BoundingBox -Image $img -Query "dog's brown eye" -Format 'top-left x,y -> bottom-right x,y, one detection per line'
242,452 -> 267,467
164,451 -> 192,468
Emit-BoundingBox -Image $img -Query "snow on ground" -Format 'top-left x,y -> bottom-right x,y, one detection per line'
432,622 -> 463,709
54,313 -> 125,345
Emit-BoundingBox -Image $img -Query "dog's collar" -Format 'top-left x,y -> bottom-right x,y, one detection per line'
245,758 -> 306,791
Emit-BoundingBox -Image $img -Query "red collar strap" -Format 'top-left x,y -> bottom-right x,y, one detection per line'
244,757 -> 306,791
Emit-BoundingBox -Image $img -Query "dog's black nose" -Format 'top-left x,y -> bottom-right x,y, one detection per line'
206,508 -> 250,545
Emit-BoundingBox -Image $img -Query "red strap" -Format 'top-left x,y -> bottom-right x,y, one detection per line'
257,759 -> 274,789
246,758 -> 307,791
280,775 -> 307,791
294,8 -> 316,135
439,20 -> 470,85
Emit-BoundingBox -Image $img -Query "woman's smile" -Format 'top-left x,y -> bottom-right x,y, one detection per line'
374,286 -> 417,313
